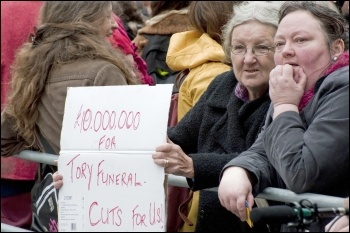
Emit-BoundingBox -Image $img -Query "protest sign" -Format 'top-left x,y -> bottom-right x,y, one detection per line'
58,85 -> 173,232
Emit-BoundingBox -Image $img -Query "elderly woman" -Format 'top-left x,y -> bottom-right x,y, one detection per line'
219,1 -> 348,232
151,2 -> 284,232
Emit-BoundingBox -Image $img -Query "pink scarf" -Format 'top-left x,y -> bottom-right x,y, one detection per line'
298,51 -> 349,111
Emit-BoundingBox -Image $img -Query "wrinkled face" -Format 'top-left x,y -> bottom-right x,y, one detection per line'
274,10 -> 331,90
99,4 -> 117,38
230,21 -> 276,99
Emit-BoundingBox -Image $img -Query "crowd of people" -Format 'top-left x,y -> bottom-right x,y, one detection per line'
1,1 -> 349,232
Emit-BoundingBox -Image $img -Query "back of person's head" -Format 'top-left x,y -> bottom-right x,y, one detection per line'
33,1 -> 139,80
117,1 -> 145,40
188,1 -> 242,44
222,1 -> 285,63
5,1 -> 139,146
41,1 -> 113,27
36,1 -> 119,46
150,1 -> 191,17
279,1 -> 348,51
118,1 -> 145,25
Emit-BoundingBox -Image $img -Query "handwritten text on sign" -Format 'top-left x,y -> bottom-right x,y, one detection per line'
73,105 -> 141,150
58,153 -> 166,232
59,85 -> 173,231
60,85 -> 173,151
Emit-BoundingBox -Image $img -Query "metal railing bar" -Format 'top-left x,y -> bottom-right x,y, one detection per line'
14,150 -> 345,208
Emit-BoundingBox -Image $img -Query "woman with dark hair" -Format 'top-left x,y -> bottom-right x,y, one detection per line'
219,2 -> 348,232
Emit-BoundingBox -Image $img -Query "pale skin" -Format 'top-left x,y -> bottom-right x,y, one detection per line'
326,216 -> 349,232
325,197 -> 349,232
53,160 -> 63,189
152,21 -> 276,181
218,10 -> 344,222
98,3 -> 118,38
152,138 -> 195,178
231,21 -> 276,100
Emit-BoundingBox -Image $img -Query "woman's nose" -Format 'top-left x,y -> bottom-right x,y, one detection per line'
243,50 -> 257,64
111,18 -> 118,31
281,43 -> 295,58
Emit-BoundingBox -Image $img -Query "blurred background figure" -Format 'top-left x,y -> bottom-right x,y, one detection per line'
1,1 -> 43,229
134,1 -> 152,20
341,1 -> 349,20
334,1 -> 349,20
118,1 -> 145,41
108,13 -> 154,86
167,1 -> 239,121
133,1 -> 192,92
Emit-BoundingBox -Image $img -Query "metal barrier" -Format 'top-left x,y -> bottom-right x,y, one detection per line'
0,150 -> 345,232
14,150 -> 345,208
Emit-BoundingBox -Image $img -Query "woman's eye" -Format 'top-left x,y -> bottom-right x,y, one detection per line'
275,42 -> 284,48
274,42 -> 285,51
296,38 -> 306,43
234,45 -> 245,49
256,45 -> 268,50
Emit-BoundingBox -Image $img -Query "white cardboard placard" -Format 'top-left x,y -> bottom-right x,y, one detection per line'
58,84 -> 173,232
60,85 -> 172,152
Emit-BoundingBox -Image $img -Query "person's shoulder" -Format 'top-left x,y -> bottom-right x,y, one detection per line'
143,10 -> 191,35
156,11 -> 192,33
67,58 -> 114,70
317,65 -> 349,97
324,51 -> 349,87
334,66 -> 349,79
207,69 -> 235,89
326,66 -> 349,86
51,58 -> 120,79
204,70 -> 236,106
213,69 -> 235,81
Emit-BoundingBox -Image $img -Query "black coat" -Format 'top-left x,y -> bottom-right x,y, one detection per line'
168,70 -> 271,232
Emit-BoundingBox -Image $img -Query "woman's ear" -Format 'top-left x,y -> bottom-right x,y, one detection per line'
331,38 -> 345,58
